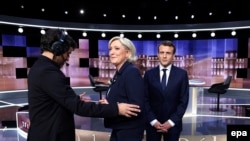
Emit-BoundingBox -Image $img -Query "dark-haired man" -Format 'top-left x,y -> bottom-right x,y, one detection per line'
144,40 -> 189,141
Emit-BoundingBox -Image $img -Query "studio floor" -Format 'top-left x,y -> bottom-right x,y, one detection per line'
0,87 -> 250,141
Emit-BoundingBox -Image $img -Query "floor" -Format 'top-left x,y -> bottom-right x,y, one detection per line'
0,87 -> 250,141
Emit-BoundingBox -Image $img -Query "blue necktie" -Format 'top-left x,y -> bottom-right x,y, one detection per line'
162,69 -> 167,90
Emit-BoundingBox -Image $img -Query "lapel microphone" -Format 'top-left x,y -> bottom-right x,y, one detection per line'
111,72 -> 119,84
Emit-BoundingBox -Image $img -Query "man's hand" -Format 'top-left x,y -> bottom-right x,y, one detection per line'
99,98 -> 109,104
153,121 -> 167,133
79,92 -> 91,102
117,103 -> 141,117
156,121 -> 171,133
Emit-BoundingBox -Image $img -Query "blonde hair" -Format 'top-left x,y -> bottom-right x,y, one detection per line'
108,36 -> 137,62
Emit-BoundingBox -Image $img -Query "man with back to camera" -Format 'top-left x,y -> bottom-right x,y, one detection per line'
144,40 -> 189,141
27,28 -> 141,141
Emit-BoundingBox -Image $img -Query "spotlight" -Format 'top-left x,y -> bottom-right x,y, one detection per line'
101,33 -> 106,38
82,32 -> 87,37
231,31 -> 236,36
192,33 -> 197,38
40,29 -> 46,35
138,34 -> 142,38
120,33 -> 124,37
18,27 -> 23,33
156,34 -> 161,39
211,32 -> 215,37
174,33 -> 178,38
80,9 -> 84,14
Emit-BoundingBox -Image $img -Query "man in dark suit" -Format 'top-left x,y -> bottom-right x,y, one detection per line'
144,40 -> 189,141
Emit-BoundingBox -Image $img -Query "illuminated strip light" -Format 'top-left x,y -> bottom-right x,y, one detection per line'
1,15 -> 250,32
0,100 -> 15,108
0,89 -> 27,94
0,102 -> 28,108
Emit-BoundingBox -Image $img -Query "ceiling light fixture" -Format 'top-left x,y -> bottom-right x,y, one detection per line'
40,29 -> 46,35
120,33 -> 124,37
18,27 -> 23,33
82,32 -> 87,37
101,33 -> 106,38
231,30 -> 236,36
211,32 -> 215,37
192,33 -> 197,38
174,33 -> 178,38
138,33 -> 142,38
156,34 -> 161,39
80,9 -> 84,14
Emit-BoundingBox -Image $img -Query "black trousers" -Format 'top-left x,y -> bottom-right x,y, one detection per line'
110,127 -> 145,141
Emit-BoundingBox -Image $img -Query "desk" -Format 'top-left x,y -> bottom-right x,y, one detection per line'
185,79 -> 205,116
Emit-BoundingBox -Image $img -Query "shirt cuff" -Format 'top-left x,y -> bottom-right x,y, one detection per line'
168,119 -> 175,127
150,119 -> 158,126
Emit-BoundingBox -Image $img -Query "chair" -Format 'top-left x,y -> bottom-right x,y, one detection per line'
208,76 -> 232,112
89,75 -> 110,99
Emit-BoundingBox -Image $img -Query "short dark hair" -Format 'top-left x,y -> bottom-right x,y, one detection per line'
40,29 -> 77,55
157,40 -> 176,54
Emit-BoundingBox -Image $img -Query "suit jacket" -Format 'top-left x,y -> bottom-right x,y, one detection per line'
27,55 -> 119,141
104,61 -> 146,129
144,65 -> 189,129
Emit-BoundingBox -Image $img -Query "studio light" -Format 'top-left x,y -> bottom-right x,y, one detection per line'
138,33 -> 142,38
40,29 -> 46,35
231,30 -> 236,36
18,27 -> 23,33
192,33 -> 197,38
82,32 -> 87,37
174,33 -> 179,38
211,32 -> 215,37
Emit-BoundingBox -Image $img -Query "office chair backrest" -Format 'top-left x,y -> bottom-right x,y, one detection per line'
88,75 -> 95,87
223,76 -> 232,89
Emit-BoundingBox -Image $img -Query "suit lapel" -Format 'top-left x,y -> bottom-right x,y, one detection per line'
166,66 -> 176,90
